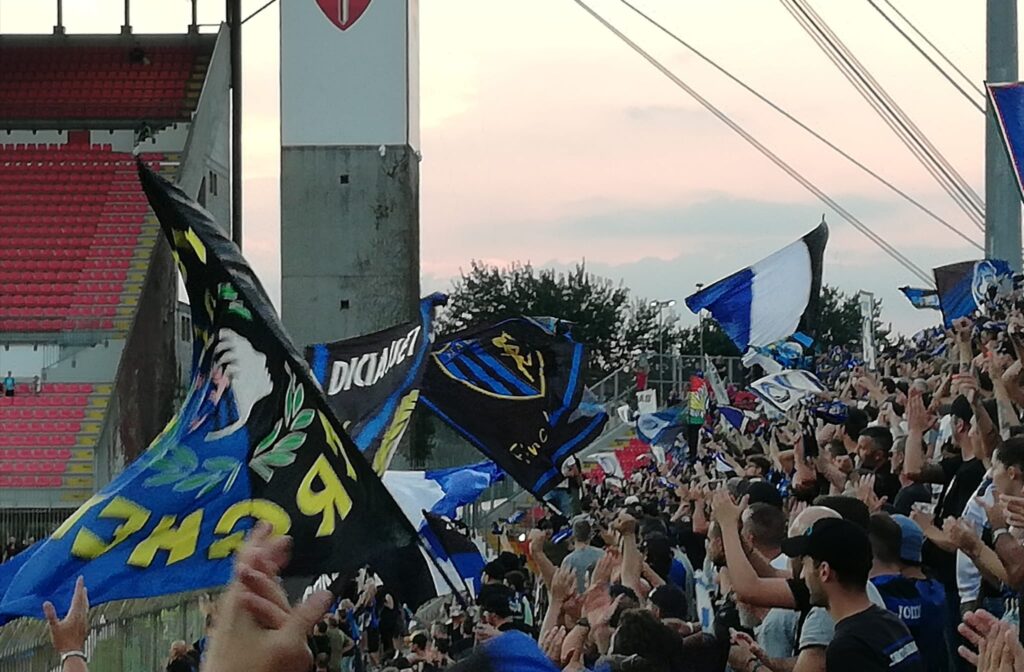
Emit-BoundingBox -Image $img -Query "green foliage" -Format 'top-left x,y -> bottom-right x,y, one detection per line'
439,261 -> 634,376
441,261 -> 879,375
815,285 -> 888,348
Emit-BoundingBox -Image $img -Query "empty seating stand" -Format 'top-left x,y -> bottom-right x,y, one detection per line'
0,44 -> 206,121
0,141 -> 164,332
0,383 -> 101,489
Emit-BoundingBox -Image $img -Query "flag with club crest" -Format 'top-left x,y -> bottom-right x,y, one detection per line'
0,164 -> 420,623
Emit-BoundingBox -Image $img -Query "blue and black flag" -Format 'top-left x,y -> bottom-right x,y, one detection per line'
933,259 -> 1013,326
306,293 -> 446,475
899,287 -> 940,311
0,163 -> 421,623
421,318 -> 607,499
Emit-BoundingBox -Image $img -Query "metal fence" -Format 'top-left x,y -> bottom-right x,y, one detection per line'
0,591 -> 211,672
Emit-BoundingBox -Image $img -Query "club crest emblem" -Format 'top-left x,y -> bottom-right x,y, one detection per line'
315,0 -> 372,31
432,332 -> 546,400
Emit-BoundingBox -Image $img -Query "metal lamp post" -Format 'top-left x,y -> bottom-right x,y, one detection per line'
650,299 -> 676,402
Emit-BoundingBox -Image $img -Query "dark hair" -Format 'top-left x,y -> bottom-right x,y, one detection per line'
826,440 -> 847,457
595,655 -> 660,672
745,455 -> 772,476
868,513 -> 902,565
744,503 -> 787,550
860,426 -> 894,455
643,534 -> 674,580
995,437 -> 1024,472
316,621 -> 328,634
881,377 -> 897,394
844,408 -> 869,441
504,570 -> 527,594
483,560 -> 506,582
411,632 -> 429,651
813,495 -> 870,531
611,609 -> 685,672
813,555 -> 869,590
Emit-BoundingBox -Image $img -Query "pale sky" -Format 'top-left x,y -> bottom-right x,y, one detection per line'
0,0 -> 1013,336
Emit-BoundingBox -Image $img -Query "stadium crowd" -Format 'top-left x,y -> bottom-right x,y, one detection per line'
36,291 -> 1024,672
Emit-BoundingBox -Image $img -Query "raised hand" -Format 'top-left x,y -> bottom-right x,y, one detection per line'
906,390 -> 934,434
208,524 -> 333,672
856,474 -> 888,513
550,566 -> 577,605
944,517 -> 983,557
42,576 -> 89,656
711,490 -> 747,529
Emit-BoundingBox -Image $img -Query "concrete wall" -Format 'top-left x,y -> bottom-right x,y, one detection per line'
281,144 -> 420,346
178,24 -> 231,228
43,341 -> 124,382
112,240 -> 179,466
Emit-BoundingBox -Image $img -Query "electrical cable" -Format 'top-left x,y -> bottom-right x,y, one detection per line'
781,0 -> 985,231
865,0 -> 985,113
877,0 -> 986,98
794,0 -> 985,215
782,0 -> 985,229
573,0 -> 935,285
616,0 -> 981,250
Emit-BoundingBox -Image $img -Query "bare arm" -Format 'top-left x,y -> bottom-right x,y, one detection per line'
715,493 -> 795,609
528,530 -> 557,591
903,391 -> 945,483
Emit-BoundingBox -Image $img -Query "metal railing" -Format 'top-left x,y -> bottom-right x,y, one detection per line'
0,591 -> 211,671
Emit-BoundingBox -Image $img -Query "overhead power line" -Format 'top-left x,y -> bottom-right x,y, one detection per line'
573,0 -> 935,286
782,0 -> 985,231
874,0 -> 986,98
865,0 -> 985,113
615,0 -> 981,251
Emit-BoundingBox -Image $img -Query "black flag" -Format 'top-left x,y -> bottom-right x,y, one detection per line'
137,164 -> 419,579
421,317 -> 607,499
305,294 -> 446,475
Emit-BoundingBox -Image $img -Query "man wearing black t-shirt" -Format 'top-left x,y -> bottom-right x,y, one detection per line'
782,518 -> 923,672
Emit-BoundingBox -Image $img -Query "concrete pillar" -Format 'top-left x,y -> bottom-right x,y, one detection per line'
280,0 -> 419,347
986,0 -> 1021,270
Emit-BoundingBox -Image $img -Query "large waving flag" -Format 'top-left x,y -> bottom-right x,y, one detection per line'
421,318 -> 608,499
934,260 -> 1013,326
377,463 -> 500,606
382,461 -> 504,520
685,222 -> 828,353
306,293 -> 446,475
989,83 -> 1024,201
899,286 -> 940,311
0,165 -> 419,623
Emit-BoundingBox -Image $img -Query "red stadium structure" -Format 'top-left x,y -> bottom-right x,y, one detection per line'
0,26 -> 229,538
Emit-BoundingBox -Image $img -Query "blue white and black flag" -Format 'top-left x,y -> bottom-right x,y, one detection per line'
899,287 -> 940,311
421,318 -> 608,499
933,260 -> 1013,326
685,222 -> 828,353
306,294 -> 446,475
989,83 -> 1024,202
0,163 -> 419,623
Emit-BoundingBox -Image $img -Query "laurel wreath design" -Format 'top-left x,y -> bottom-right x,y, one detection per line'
249,363 -> 314,483
144,445 -> 243,499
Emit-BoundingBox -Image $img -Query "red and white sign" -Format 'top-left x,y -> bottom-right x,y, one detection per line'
282,0 -> 418,147
315,0 -> 373,31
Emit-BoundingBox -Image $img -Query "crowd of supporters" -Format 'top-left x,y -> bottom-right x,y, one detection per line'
36,289 -> 1024,672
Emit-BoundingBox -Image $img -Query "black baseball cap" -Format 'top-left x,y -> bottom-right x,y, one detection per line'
649,584 -> 687,620
780,518 -> 872,578
745,481 -> 784,509
478,584 -> 514,618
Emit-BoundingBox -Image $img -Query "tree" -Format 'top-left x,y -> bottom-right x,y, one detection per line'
815,285 -> 887,349
677,322 -> 741,357
439,261 -> 633,377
